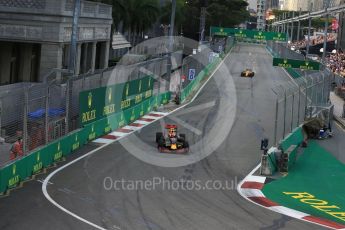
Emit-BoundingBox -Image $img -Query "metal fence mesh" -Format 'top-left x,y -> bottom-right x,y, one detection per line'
270,41 -> 332,146
0,37 -> 234,167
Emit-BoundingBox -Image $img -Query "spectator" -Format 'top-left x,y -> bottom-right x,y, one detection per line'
10,138 -> 23,160
288,34 -> 337,49
325,50 -> 345,76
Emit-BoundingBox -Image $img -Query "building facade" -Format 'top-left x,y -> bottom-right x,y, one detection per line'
281,0 -> 309,11
311,0 -> 341,11
257,0 -> 266,30
338,0 -> 345,50
280,0 -> 341,11
266,0 -> 279,9
0,0 -> 112,85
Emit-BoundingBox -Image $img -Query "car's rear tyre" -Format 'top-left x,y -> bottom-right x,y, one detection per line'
179,134 -> 186,141
156,132 -> 163,143
183,141 -> 189,149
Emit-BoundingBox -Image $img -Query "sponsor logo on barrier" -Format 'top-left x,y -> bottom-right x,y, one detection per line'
254,31 -> 265,40
299,61 -> 315,70
33,152 -> 43,173
103,104 -> 116,116
82,92 -> 97,124
273,33 -> 286,41
88,125 -> 96,140
284,192 -> 345,222
277,59 -> 292,68
9,164 -> 19,187
103,88 -> 116,116
82,110 -> 96,124
214,27 -> 228,36
140,104 -> 144,116
72,133 -> 80,151
121,99 -> 131,110
54,142 -> 63,161
145,90 -> 152,99
130,109 -> 135,121
104,118 -> 111,133
135,94 -> 142,104
126,84 -> 129,97
88,92 -> 92,108
139,80 -> 142,93
119,113 -> 125,127
235,30 -> 246,38
147,102 -> 151,112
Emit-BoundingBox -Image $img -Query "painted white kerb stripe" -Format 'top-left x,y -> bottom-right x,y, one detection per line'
123,125 -> 141,131
237,163 -> 343,229
133,120 -> 150,125
92,138 -> 114,144
268,206 -> 309,219
42,50 -> 232,230
245,175 -> 266,184
142,115 -> 161,120
150,111 -> 169,115
240,188 -> 265,198
109,131 -> 129,137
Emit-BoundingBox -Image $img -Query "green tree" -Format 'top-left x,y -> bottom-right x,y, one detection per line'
181,0 -> 249,40
160,0 -> 187,35
97,0 -> 160,43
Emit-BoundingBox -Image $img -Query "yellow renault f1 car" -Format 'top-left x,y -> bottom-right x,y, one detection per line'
241,69 -> 255,78
156,124 -> 189,154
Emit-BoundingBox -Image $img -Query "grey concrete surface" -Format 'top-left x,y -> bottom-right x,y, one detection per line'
318,121 -> 345,164
0,44 -> 325,230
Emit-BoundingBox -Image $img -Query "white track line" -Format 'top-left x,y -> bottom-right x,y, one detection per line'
42,50 -> 232,230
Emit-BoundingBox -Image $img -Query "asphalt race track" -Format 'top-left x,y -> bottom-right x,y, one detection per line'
0,44 -> 325,230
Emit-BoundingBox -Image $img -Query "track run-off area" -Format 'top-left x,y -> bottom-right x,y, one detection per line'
0,44 -> 326,230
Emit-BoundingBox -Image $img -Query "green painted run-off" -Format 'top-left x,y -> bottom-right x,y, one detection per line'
262,140 -> 345,225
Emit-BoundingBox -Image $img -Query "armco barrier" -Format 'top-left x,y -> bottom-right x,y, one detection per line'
0,44 -> 225,194
280,127 -> 303,152
79,75 -> 154,126
0,90 -> 171,194
264,127 -> 304,175
0,157 -> 28,192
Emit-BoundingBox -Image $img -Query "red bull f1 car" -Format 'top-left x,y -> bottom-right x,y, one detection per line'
156,124 -> 189,153
240,69 -> 255,78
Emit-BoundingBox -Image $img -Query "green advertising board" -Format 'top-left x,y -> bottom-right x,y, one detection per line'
79,76 -> 154,126
210,26 -> 287,41
273,58 -> 320,70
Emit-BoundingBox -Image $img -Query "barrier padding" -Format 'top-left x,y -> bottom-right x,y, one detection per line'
280,127 -> 304,153
0,92 -> 171,194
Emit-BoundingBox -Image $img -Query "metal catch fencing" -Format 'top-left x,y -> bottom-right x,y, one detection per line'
0,43 -> 220,167
272,70 -> 332,146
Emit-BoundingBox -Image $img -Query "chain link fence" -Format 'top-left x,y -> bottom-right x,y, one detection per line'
268,41 -> 333,146
177,36 -> 235,98
0,45 -> 208,167
0,37 -> 235,167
